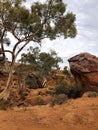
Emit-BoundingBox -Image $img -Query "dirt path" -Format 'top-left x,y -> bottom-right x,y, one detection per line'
0,97 -> 98,130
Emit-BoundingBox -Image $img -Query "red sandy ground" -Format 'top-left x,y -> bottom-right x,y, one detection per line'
0,97 -> 98,130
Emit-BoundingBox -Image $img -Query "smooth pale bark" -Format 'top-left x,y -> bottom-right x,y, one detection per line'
18,76 -> 26,100
0,62 -> 14,101
42,77 -> 48,88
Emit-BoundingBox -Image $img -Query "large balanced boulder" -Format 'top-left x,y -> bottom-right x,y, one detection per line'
68,53 -> 98,92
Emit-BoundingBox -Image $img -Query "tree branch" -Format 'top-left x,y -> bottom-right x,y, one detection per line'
11,26 -> 21,41
0,29 -> 6,58
12,27 -> 41,55
16,41 -> 29,57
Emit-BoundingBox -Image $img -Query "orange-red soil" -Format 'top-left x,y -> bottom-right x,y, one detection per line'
0,97 -> 98,130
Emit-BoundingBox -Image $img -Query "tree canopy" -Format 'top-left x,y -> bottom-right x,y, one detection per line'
0,0 -> 77,64
19,47 -> 62,88
0,0 -> 77,100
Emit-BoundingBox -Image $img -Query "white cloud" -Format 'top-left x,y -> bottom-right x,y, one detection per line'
5,0 -> 98,69
22,0 -> 98,68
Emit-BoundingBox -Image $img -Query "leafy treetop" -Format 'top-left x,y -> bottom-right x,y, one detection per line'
0,0 -> 77,101
0,0 -> 77,63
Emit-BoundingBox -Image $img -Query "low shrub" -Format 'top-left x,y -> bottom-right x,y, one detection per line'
54,80 -> 83,99
54,81 -> 69,95
0,100 -> 11,110
68,83 -> 82,98
88,91 -> 98,98
36,96 -> 45,105
25,76 -> 36,89
46,89 -> 55,96
25,76 -> 43,89
50,94 -> 68,106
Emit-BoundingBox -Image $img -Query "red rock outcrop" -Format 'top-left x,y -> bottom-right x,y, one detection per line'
68,53 -> 98,92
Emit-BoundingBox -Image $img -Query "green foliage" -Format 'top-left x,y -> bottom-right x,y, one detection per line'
0,0 -> 77,46
36,96 -> 45,105
68,83 -> 82,98
19,47 -> 63,87
25,75 -> 42,89
0,53 -> 5,74
0,55 -> 4,66
50,94 -> 68,106
20,46 -> 40,65
54,80 -> 70,95
54,79 -> 83,99
25,76 -> 35,89
88,91 -> 98,98
38,50 -> 62,78
63,66 -> 71,79
0,0 -> 77,101
0,100 -> 11,110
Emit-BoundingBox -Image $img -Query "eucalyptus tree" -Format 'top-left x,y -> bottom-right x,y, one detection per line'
19,48 -> 63,88
18,46 -> 41,90
0,0 -> 77,100
38,50 -> 63,86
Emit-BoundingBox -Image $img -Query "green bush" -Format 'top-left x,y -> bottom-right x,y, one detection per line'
36,96 -> 45,105
68,83 -> 82,98
54,81 -> 69,95
50,94 -> 68,106
25,76 -> 36,89
0,100 -> 11,110
25,76 -> 43,89
88,91 -> 98,98
54,80 -> 83,99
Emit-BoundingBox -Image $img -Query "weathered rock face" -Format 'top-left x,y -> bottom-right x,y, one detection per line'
68,53 -> 98,92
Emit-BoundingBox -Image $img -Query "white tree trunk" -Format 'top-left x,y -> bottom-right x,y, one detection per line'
0,65 -> 14,101
42,77 -> 47,87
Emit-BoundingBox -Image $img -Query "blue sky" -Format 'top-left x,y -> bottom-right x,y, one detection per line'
25,0 -> 98,68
